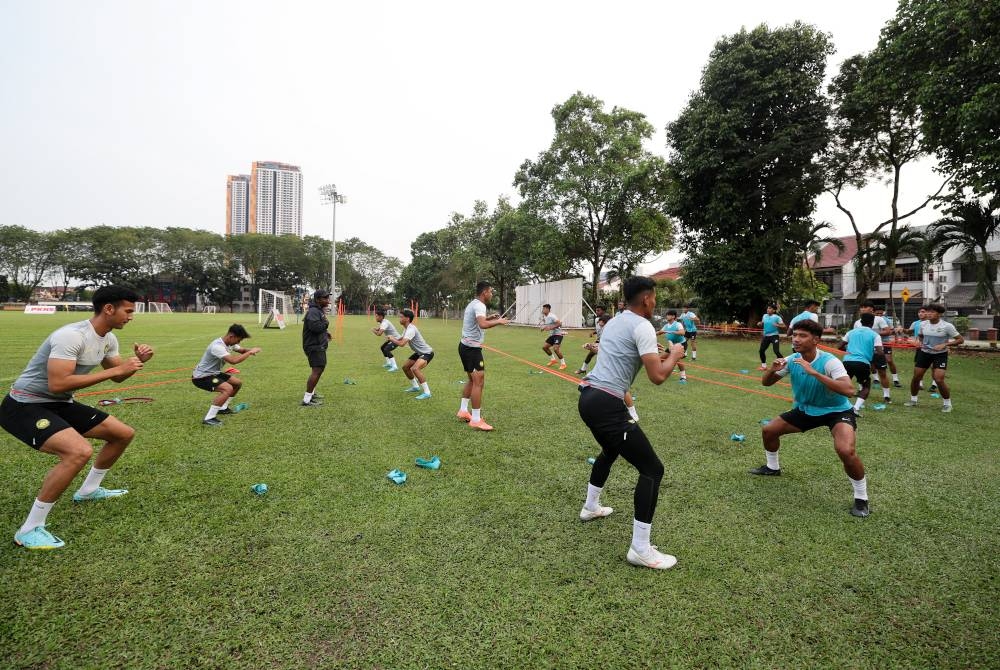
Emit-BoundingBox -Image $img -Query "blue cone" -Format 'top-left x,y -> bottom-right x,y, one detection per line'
415,456 -> 441,470
387,469 -> 407,485
730,433 -> 746,442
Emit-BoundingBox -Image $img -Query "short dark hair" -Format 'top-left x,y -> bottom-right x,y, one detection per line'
792,319 -> 823,337
860,313 -> 875,328
92,285 -> 139,313
475,281 -> 492,296
860,300 -> 875,309
401,308 -> 415,321
666,309 -> 678,317
766,303 -> 777,310
542,303 -> 551,310
598,314 -> 611,324
805,300 -> 820,308
623,276 -> 655,305
927,303 -> 946,314
595,305 -> 606,312
375,308 -> 386,318
227,324 -> 250,339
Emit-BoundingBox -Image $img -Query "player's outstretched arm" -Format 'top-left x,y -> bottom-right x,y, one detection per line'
49,356 -> 143,392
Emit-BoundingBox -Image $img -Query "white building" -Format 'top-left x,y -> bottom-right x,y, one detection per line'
226,174 -> 251,235
248,161 -> 303,236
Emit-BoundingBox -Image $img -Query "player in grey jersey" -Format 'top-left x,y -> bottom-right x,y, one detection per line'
456,281 -> 509,431
905,304 -> 963,412
0,286 -> 154,550
389,309 -> 435,399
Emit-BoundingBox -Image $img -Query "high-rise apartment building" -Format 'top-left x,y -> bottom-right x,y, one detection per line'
226,174 -> 251,235
249,161 -> 303,236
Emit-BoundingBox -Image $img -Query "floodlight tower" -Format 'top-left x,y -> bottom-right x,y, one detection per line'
319,184 -> 346,299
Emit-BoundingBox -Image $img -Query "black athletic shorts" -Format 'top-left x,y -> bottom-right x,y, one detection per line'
192,373 -> 231,392
843,361 -> 872,388
408,351 -> 435,363
780,407 -> 857,432
914,350 -> 948,370
883,345 -> 893,356
545,334 -> 564,346
686,331 -> 697,340
872,353 -> 888,370
305,347 -> 327,369
0,394 -> 109,450
458,343 -> 485,373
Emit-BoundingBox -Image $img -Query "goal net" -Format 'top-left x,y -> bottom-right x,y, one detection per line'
134,303 -> 146,313
513,278 -> 584,328
259,289 -> 293,329
202,305 -> 217,314
149,302 -> 172,313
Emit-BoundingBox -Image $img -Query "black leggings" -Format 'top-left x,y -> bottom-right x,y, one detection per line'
380,340 -> 397,358
759,335 -> 782,363
578,386 -> 664,523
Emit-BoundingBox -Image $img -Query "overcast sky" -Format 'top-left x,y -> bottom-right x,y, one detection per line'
1,0 -> 947,271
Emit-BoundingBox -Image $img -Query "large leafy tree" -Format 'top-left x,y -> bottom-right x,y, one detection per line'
667,23 -> 833,322
882,0 -> 1000,196
515,92 -> 673,305
930,196 -> 1000,312
0,226 -> 56,301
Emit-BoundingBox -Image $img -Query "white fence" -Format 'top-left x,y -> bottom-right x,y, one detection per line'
514,278 -> 584,328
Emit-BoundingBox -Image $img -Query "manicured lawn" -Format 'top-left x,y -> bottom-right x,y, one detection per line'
1,311 -> 997,668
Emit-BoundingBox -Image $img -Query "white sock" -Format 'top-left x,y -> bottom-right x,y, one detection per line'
691,352 -> 697,359
77,467 -> 109,496
943,398 -> 952,408
579,363 -> 587,371
883,390 -> 891,399
390,360 -> 398,369
385,357 -> 392,365
919,381 -> 924,389
421,382 -> 430,394
303,392 -> 313,403
460,397 -> 470,412
20,499 -> 54,534
892,374 -> 899,382
220,398 -> 231,410
471,408 -> 481,422
549,355 -> 557,362
766,450 -> 780,471
410,378 -> 420,389
560,358 -> 566,365
631,519 -> 652,553
910,395 -> 918,403
205,405 -> 220,420
680,372 -> 687,380
854,398 -> 864,410
584,483 -> 603,511
627,405 -> 639,421
849,476 -> 868,501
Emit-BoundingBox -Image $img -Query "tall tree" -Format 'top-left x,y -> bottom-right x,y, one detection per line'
882,0 -> 1000,197
824,47 -> 951,307
868,226 -> 926,320
667,22 -> 834,322
515,92 -> 673,305
930,196 -> 1000,312
0,226 -> 56,301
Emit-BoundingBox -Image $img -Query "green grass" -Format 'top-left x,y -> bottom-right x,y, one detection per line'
1,311 -> 998,669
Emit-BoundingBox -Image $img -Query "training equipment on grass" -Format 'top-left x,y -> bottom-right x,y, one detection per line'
250,483 -> 268,495
415,456 -> 441,470
259,289 -> 293,329
587,457 -> 596,465
730,433 -> 746,442
343,377 -> 357,385
232,402 -> 249,413
97,397 -> 154,406
386,469 -> 407,485
872,403 -> 887,410
759,419 -> 771,426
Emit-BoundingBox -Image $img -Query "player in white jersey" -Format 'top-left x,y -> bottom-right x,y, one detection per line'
904,303 -> 963,412
372,308 -> 401,372
577,309 -> 608,374
540,304 -> 567,369
874,307 -> 902,387
578,276 -> 687,570
854,301 -> 893,402
456,281 -> 509,431
389,309 -> 435,399
191,324 -> 261,426
0,286 -> 155,550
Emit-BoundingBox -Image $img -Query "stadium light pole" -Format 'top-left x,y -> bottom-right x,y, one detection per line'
319,184 -> 346,299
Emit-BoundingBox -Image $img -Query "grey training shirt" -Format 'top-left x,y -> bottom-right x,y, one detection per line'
583,310 -> 658,399
402,324 -> 433,355
461,299 -> 487,347
193,337 -> 235,378
10,320 -> 120,403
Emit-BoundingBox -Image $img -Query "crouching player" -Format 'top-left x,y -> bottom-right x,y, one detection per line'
192,324 -> 261,426
751,319 -> 871,518
389,309 -> 434,399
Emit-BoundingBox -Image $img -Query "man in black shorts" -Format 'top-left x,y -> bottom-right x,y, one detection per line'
839,313 -> 884,416
751,319 -> 871,517
192,324 -> 261,426
457,281 -> 509,431
540,303 -> 567,369
0,286 -> 154,550
302,289 -> 331,406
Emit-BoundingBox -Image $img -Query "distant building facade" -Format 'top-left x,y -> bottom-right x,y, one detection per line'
226,174 -> 251,236
250,161 -> 303,236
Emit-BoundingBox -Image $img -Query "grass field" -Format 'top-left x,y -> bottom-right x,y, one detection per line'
1,310 -> 998,669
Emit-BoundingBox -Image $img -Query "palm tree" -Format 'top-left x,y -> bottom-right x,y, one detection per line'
930,196 -> 1000,313
798,222 -> 846,284
868,226 -> 926,320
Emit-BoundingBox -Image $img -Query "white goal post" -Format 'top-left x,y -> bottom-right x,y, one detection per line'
259,289 -> 293,329
513,278 -> 584,328
202,305 -> 217,314
148,302 -> 172,313
134,302 -> 146,313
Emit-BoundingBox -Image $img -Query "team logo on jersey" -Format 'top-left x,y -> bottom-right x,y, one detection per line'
104,343 -> 111,354
478,361 -> 484,368
36,419 -> 50,430
212,378 -> 220,384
